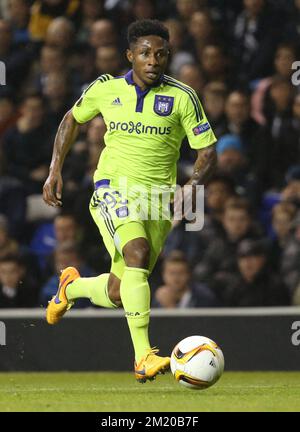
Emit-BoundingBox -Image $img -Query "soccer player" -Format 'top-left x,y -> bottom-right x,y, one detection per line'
43,19 -> 217,382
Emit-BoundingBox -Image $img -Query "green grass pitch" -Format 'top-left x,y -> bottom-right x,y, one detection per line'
0,372 -> 299,412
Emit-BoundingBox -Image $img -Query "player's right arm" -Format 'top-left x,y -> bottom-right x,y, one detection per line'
43,78 -> 106,207
43,110 -> 80,207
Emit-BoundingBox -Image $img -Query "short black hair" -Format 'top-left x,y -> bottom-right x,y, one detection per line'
0,254 -> 23,267
162,250 -> 190,272
127,19 -> 169,46
206,173 -> 236,194
21,91 -> 45,105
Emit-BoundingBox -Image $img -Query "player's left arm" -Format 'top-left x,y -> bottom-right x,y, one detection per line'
186,144 -> 217,187
174,89 -> 218,222
179,88 -> 218,187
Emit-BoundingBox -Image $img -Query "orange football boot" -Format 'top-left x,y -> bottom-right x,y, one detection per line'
134,348 -> 170,383
46,266 -> 80,325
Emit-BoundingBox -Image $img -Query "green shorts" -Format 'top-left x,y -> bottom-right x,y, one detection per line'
89,179 -> 172,279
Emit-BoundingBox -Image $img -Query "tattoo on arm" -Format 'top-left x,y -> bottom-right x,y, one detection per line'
188,144 -> 217,186
50,110 -> 79,172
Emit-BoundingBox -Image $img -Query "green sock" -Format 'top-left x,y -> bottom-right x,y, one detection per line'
66,273 -> 117,308
120,266 -> 151,363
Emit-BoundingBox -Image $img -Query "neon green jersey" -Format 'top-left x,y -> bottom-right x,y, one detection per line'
72,70 -> 216,188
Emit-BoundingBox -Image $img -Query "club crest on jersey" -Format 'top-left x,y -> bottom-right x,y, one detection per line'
154,95 -> 174,116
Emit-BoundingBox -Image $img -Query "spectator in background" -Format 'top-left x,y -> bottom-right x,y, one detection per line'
175,0 -> 202,26
152,250 -> 217,308
284,0 -> 300,43
42,71 -> 75,128
199,43 -> 229,85
0,177 -> 27,239
256,78 -> 297,190
163,175 -> 235,269
0,212 -> 40,279
30,212 -> 81,272
280,213 -> 300,296
33,44 -> 81,97
33,45 -> 66,91
0,19 -> 33,94
0,254 -> 38,308
1,92 -> 52,195
259,165 -> 300,236
217,135 -> 246,174
163,18 -> 194,75
95,45 -> 123,77
271,202 -> 297,247
0,93 -> 18,136
269,201 -> 297,269
205,175 -> 236,226
211,238 -> 290,306
77,0 -> 105,44
251,43 -> 298,126
202,81 -> 227,137
28,0 -> 80,42
232,0 -> 282,84
194,196 -> 262,284
0,0 -> 9,17
281,165 -> 300,208
39,240 -> 95,307
6,0 -> 31,47
264,77 -> 295,123
216,134 -> 260,205
224,90 -> 260,167
54,213 -> 80,245
89,19 -> 118,50
45,17 -> 76,52
0,215 -> 19,259
188,9 -> 219,58
131,0 -> 156,21
177,63 -> 204,97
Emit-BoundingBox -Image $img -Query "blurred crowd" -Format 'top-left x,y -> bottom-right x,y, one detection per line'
0,0 -> 300,309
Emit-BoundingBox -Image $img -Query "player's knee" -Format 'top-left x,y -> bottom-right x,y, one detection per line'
123,238 -> 150,269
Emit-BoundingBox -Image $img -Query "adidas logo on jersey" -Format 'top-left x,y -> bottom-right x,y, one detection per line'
111,97 -> 122,106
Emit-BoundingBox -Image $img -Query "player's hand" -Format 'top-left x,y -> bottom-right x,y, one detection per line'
43,170 -> 63,207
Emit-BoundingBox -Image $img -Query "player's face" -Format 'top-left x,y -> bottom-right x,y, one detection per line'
127,35 -> 169,89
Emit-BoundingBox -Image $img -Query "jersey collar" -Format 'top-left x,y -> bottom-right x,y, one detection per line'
124,69 -> 164,88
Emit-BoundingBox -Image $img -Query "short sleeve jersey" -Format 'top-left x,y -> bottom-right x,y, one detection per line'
72,70 -> 216,189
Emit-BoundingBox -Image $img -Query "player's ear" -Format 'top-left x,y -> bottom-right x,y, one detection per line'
126,48 -> 133,64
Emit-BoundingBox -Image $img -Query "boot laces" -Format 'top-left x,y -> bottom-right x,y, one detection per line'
145,347 -> 159,359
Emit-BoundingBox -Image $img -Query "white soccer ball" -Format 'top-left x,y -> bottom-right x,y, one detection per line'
170,335 -> 224,390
